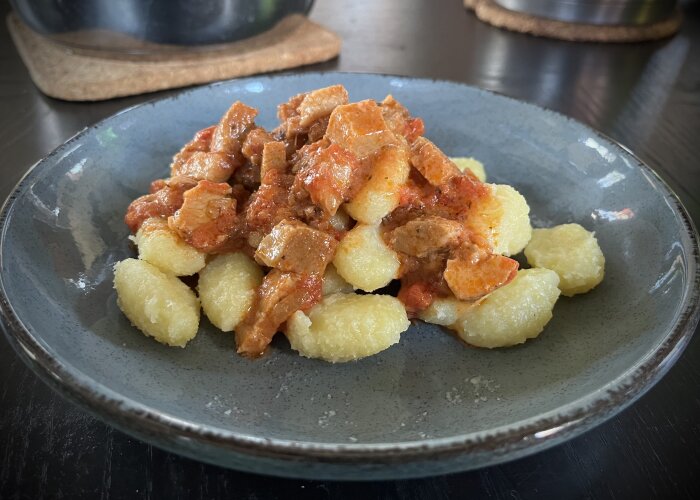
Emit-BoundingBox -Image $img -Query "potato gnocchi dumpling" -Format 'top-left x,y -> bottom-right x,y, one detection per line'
114,258 -> 200,347
524,223 -> 605,297
345,145 -> 410,224
198,252 -> 264,332
333,224 -> 400,292
286,293 -> 409,362
454,268 -> 560,348
466,184 -> 532,256
134,218 -> 206,276
418,296 -> 473,327
450,156 -> 486,182
322,264 -> 354,296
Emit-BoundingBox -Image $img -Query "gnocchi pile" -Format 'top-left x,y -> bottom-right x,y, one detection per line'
114,85 -> 605,362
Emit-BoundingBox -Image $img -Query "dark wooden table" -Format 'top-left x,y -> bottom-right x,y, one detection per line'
1,0 -> 699,498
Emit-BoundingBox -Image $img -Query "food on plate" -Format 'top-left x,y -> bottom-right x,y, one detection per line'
114,259 -> 200,347
452,268 -> 561,348
287,293 -> 409,362
133,217 -> 206,276
524,223 -> 605,296
198,252 -> 264,332
332,223 -> 401,292
450,156 -> 486,182
114,84 -> 605,360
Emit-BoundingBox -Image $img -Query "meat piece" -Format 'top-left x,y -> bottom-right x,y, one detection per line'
236,270 -> 322,356
307,116 -> 330,143
168,180 -> 237,253
255,219 -> 337,274
241,127 -> 274,166
292,141 -> 363,216
298,85 -> 349,127
410,137 -> 461,186
387,216 -> 464,258
210,101 -> 258,168
381,95 -> 424,143
277,93 -> 306,123
124,176 -> 197,233
260,141 -> 288,181
171,151 -> 235,183
231,161 -> 261,191
169,126 -> 216,177
324,100 -> 398,158
432,174 -> 490,220
245,169 -> 295,235
444,253 -> 519,301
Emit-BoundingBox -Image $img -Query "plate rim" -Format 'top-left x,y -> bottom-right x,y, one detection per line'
1,71 -> 698,465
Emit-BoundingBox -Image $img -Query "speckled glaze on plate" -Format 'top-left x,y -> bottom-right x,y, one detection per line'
1,73 -> 698,480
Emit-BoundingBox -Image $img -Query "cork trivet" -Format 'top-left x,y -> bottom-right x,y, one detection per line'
464,0 -> 681,43
7,12 -> 341,101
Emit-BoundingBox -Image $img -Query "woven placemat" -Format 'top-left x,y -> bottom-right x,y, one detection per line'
7,12 -> 341,101
464,0 -> 681,42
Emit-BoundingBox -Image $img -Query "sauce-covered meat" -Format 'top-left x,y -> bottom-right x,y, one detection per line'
168,180 -> 237,253
235,270 -> 322,356
124,84 -> 518,357
124,176 -> 197,233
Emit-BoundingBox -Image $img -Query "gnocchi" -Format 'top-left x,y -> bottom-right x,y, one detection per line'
286,293 -> 409,362
524,223 -> 605,296
465,184 -> 533,256
450,156 -> 486,182
134,217 -> 206,276
114,258 -> 200,347
454,268 -> 561,348
332,224 -> 400,292
198,252 -> 264,332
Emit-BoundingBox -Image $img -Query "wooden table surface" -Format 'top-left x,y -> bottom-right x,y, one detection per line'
1,0 -> 699,498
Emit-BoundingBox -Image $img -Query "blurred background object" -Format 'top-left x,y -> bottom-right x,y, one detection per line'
494,0 -> 677,25
9,0 -> 314,54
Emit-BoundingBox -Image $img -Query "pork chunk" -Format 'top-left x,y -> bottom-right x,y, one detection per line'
387,216 -> 464,258
124,176 -> 198,233
171,151 -> 235,183
255,219 -> 337,274
444,254 -> 519,301
168,180 -> 237,253
210,101 -> 258,167
292,141 -> 363,216
410,137 -> 462,186
236,271 -> 322,356
298,85 -> 349,128
325,100 -> 397,158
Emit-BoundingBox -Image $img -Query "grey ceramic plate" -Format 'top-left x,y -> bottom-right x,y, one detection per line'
1,73 -> 698,480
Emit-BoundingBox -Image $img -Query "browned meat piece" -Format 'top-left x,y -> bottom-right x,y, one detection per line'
231,161 -> 261,192
260,141 -> 288,181
168,180 -> 237,253
255,219 -> 337,274
124,176 -> 197,233
387,216 -> 464,258
210,101 -> 258,168
241,127 -> 274,166
324,100 -> 398,158
245,169 -> 295,236
236,270 -> 322,357
291,141 -> 364,216
171,151 -> 235,183
410,137 -> 461,186
444,253 -> 519,301
307,116 -> 330,143
169,126 -> 216,177
277,93 -> 305,123
381,95 -> 425,144
298,85 -> 349,127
